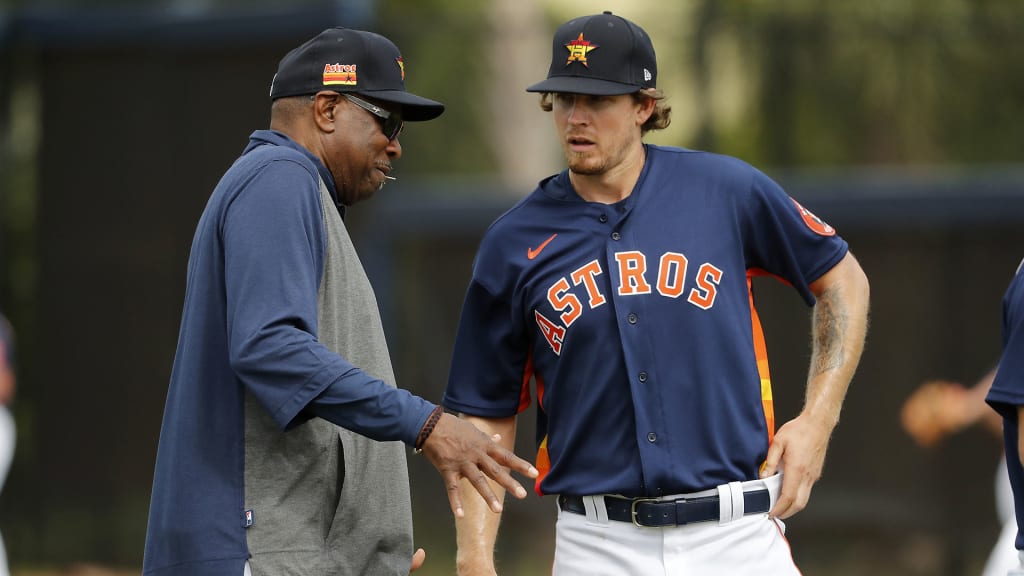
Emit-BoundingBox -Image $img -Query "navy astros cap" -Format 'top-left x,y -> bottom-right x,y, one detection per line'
527,11 -> 657,96
269,27 -> 444,122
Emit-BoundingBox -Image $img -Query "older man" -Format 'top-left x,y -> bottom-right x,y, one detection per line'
144,27 -> 536,576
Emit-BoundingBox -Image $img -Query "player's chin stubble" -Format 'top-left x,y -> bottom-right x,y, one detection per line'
566,151 -> 607,176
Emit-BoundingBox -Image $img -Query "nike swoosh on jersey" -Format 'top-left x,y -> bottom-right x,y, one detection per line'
527,233 -> 558,260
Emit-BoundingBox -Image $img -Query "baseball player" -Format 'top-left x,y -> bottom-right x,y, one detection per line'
901,370 -> 1019,576
443,11 -> 870,575
985,257 -> 1024,576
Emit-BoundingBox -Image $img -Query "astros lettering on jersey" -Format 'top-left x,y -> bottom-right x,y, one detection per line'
445,145 -> 847,499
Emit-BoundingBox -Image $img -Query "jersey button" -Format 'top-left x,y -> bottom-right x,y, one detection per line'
599,214 -> 608,223
627,313 -> 638,324
638,371 -> 648,383
647,432 -> 657,443
611,232 -> 621,241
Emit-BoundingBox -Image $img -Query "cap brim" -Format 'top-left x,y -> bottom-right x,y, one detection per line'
526,76 -> 641,96
360,89 -> 445,122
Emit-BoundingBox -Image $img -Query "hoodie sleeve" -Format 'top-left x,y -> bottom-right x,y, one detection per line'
222,158 -> 431,444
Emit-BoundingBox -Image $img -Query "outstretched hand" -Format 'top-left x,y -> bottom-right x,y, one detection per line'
420,413 -> 538,518
900,379 -> 970,447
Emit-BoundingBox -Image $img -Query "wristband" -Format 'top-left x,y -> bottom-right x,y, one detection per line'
414,405 -> 444,454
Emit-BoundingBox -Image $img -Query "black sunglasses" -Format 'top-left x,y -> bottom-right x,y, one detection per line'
342,93 -> 404,141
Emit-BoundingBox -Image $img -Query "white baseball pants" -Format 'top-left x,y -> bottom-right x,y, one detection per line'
1009,551 -> 1024,576
552,474 -> 800,576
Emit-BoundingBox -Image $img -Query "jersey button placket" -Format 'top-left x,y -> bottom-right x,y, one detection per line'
611,231 -> 621,241
647,432 -> 657,443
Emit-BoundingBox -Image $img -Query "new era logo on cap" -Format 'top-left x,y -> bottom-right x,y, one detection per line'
527,11 -> 657,96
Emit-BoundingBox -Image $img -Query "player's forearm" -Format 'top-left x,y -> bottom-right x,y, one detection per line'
803,252 -> 870,429
455,476 -> 504,573
453,415 -> 517,574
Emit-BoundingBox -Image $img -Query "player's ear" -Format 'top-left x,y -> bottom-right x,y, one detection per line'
635,91 -> 656,126
311,91 -> 339,133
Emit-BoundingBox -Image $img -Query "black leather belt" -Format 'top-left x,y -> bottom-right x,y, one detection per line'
558,489 -> 771,528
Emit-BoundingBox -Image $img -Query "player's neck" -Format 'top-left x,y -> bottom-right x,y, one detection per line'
569,143 -> 646,204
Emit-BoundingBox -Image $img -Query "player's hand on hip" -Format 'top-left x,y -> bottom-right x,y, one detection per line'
760,412 -> 833,519
420,413 -> 538,518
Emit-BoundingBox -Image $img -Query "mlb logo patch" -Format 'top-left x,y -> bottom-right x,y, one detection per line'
244,509 -> 254,528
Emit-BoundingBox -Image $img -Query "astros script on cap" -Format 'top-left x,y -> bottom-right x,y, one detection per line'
323,63 -> 358,86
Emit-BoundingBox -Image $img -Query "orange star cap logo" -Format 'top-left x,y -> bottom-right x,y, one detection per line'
565,33 -> 598,66
396,56 -> 405,81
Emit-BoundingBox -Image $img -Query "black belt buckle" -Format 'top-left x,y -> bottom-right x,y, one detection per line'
629,497 -> 661,527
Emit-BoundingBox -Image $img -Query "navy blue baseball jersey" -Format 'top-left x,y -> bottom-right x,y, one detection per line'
985,258 -> 1024,549
444,145 -> 848,498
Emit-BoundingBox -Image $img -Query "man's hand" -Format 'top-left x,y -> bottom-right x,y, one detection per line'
900,379 -> 970,447
420,413 -> 538,518
760,412 -> 833,519
409,548 -> 425,574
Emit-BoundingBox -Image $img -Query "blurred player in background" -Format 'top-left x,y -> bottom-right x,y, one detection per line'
902,369 -> 1016,576
986,257 -> 1024,576
443,11 -> 870,576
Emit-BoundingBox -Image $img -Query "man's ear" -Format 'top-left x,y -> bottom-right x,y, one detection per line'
636,93 -> 657,126
312,91 -> 339,132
